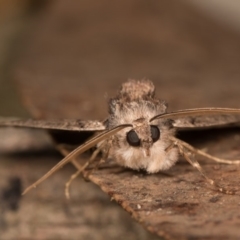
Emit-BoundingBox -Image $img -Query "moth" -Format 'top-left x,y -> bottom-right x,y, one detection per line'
1,79 -> 240,197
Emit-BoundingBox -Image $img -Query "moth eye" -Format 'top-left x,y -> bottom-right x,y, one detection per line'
126,130 -> 141,147
151,125 -> 160,142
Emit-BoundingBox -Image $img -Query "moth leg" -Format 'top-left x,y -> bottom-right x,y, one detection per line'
173,139 -> 235,194
170,136 -> 240,165
83,145 -> 110,180
65,147 -> 102,199
165,141 -> 178,153
56,143 -> 101,199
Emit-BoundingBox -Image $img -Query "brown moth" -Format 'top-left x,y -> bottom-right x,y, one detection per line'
1,79 -> 240,197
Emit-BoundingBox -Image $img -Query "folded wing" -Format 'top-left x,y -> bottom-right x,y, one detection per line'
0,118 -> 106,131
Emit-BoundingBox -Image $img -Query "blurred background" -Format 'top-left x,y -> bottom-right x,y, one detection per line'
1,0 -> 240,118
1,0 -> 240,239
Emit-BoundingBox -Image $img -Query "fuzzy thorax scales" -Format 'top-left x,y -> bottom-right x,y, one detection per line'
107,80 -> 179,173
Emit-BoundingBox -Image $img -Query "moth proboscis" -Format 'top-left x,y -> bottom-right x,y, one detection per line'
1,79 -> 240,197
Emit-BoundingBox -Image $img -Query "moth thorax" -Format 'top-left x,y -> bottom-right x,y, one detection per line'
119,79 -> 155,100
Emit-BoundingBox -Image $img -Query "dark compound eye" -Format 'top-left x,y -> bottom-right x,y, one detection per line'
126,130 -> 140,147
151,125 -> 160,142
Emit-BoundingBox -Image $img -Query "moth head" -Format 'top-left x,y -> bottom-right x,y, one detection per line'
126,118 -> 160,157
109,116 -> 178,173
126,125 -> 160,147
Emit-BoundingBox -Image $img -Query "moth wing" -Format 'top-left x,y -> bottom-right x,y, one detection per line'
173,115 -> 240,129
0,118 -> 106,131
150,108 -> 240,130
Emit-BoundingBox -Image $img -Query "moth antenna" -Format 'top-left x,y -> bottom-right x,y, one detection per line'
22,124 -> 132,195
170,137 -> 235,194
150,108 -> 240,121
